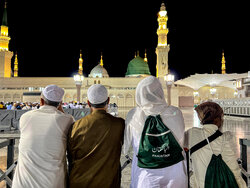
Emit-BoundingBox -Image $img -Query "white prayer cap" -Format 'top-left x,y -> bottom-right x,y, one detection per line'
87,84 -> 108,104
42,85 -> 64,102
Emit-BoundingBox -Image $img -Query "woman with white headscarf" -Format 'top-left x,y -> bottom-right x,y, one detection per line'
124,76 -> 187,188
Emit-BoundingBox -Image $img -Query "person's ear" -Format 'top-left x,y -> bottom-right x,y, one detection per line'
40,98 -> 45,106
87,100 -> 91,107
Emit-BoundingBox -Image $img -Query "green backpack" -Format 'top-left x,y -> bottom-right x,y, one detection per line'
190,130 -> 239,188
137,115 -> 184,169
205,154 -> 239,188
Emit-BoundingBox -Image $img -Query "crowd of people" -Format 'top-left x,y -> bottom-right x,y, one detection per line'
0,101 -> 40,110
5,76 -> 246,188
0,101 -> 88,110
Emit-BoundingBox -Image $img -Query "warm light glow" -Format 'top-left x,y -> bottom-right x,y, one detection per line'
164,74 -> 174,82
236,80 -> 242,89
234,91 -> 238,97
159,10 -> 167,17
164,74 -> 174,85
210,88 -> 217,95
193,91 -> 199,97
1,26 -> 9,37
74,74 -> 84,85
0,26 -> 10,51
144,51 -> 148,62
74,74 -> 84,82
78,51 -> 83,75
221,51 -> 226,74
158,43 -> 167,47
14,54 -> 18,77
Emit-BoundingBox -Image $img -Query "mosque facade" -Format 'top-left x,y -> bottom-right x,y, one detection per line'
0,3 -> 247,107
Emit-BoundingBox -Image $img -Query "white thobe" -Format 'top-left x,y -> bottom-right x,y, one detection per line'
124,106 -> 187,188
12,105 -> 74,188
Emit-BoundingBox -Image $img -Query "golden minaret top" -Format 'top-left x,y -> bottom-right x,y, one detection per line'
0,0 -> 10,51
78,50 -> 83,75
157,2 -> 168,47
221,51 -> 226,74
14,53 -> 18,77
144,50 -> 148,62
100,53 -> 104,67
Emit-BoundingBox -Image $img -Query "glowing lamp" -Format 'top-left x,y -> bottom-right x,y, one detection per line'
210,88 -> 216,95
159,10 -> 167,17
164,74 -> 174,85
74,74 -> 84,85
234,91 -> 238,97
193,91 -> 199,97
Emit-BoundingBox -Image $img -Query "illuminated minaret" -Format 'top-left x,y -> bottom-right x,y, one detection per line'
221,51 -> 226,74
0,1 -> 13,77
78,50 -> 83,75
100,53 -> 104,67
144,50 -> 148,62
155,2 -> 169,78
14,53 -> 18,77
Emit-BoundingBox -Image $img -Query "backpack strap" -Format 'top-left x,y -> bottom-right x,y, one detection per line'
190,130 -> 222,156
202,129 -> 214,154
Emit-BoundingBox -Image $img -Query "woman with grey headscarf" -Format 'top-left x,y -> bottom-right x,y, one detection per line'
124,76 -> 187,188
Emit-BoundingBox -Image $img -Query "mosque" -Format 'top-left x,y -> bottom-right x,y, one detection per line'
0,2 -> 249,108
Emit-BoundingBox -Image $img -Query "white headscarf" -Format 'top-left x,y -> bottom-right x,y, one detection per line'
136,76 -> 168,116
124,76 -> 169,154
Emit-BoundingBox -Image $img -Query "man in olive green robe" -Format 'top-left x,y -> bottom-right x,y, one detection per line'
68,84 -> 125,188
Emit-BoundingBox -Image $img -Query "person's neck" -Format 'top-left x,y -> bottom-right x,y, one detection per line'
91,107 -> 107,112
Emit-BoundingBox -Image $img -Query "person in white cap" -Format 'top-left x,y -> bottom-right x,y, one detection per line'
12,85 -> 75,188
68,84 -> 125,188
124,76 -> 187,188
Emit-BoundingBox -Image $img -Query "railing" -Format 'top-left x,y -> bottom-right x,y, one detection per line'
239,139 -> 250,185
0,106 -> 119,131
0,109 -> 91,131
214,98 -> 250,117
0,131 -> 19,188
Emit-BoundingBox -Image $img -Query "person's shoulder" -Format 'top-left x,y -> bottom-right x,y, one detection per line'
126,107 -> 137,120
54,109 -> 74,120
72,113 -> 91,128
107,113 -> 125,125
186,127 -> 202,135
161,105 -> 183,117
167,105 -> 182,113
20,109 -> 36,117
222,131 -> 233,141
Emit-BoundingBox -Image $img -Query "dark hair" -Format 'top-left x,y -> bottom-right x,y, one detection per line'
42,94 -> 60,107
195,102 -> 223,125
89,98 -> 109,108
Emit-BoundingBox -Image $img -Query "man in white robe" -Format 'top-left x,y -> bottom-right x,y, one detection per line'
12,85 -> 74,188
124,76 -> 187,188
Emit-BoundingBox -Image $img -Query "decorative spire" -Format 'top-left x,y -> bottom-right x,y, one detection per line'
134,51 -> 137,58
78,50 -> 83,75
14,52 -> 18,77
2,1 -> 8,26
221,50 -> 226,74
160,2 -> 166,11
144,49 -> 148,62
100,52 -> 104,67
137,50 -> 140,57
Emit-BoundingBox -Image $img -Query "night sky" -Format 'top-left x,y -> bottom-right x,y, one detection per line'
1,0 -> 249,80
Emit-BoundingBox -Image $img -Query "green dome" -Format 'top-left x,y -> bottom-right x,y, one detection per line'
125,56 -> 151,77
